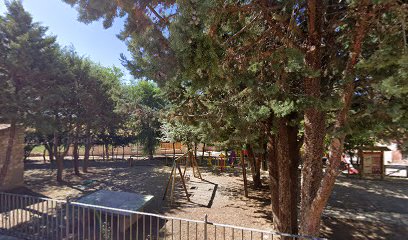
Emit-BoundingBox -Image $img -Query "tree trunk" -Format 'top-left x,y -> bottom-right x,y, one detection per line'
267,116 -> 300,236
105,143 -> 109,160
0,120 -> 17,186
72,142 -> 80,176
54,132 -> 64,182
122,146 -> 125,160
299,0 -> 325,235
267,131 -> 280,231
92,145 -> 95,160
102,144 -> 105,160
277,118 -> 299,235
194,142 -> 198,161
201,143 -> 206,164
43,149 -> 47,163
148,149 -> 154,160
241,150 -> 249,197
262,141 -> 268,171
83,133 -> 91,173
247,144 -> 262,188
299,1 -> 371,236
288,122 -> 301,235
44,143 -> 54,162
72,125 -> 80,176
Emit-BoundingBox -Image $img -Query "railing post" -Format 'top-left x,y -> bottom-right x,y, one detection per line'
406,165 -> 408,178
66,197 -> 70,239
204,214 -> 208,240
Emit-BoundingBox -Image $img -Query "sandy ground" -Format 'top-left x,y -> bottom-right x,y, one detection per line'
7,157 -> 408,239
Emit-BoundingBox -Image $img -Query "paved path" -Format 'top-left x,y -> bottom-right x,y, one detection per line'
321,176 -> 408,239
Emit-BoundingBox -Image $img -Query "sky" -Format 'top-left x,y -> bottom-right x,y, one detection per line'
0,0 -> 133,81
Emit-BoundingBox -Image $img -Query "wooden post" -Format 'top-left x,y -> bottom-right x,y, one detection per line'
380,150 -> 384,180
173,142 -> 176,161
177,163 -> 190,201
170,164 -> 175,204
162,162 -> 175,200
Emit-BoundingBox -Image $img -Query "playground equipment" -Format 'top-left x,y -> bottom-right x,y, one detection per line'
202,148 -> 249,197
205,150 -> 243,173
163,150 -> 203,203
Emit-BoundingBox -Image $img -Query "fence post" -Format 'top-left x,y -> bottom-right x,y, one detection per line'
65,197 -> 70,239
406,166 -> 408,178
204,214 -> 208,240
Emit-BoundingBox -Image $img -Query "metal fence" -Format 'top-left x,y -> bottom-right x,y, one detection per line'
0,192 -> 322,240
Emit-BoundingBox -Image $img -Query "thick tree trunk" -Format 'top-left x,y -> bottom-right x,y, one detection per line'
267,116 -> 300,236
267,133 -> 279,229
0,120 -> 17,186
277,118 -> 299,235
288,123 -> 301,235
299,1 -> 371,236
300,0 -> 326,235
247,144 -> 262,188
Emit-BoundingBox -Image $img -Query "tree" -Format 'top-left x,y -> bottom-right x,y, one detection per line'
0,0 -> 57,185
65,0 -> 407,237
122,81 -> 164,160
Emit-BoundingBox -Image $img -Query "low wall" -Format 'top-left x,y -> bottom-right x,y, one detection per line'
0,124 -> 24,190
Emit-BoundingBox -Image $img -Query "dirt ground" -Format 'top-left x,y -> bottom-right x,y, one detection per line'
8,157 -> 408,239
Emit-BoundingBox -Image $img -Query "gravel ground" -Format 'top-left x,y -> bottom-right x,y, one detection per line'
7,157 -> 408,239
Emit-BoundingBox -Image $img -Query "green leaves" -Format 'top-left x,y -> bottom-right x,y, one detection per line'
122,81 -> 164,155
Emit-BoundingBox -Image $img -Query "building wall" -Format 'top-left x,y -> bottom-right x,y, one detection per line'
0,124 -> 24,191
384,143 -> 408,165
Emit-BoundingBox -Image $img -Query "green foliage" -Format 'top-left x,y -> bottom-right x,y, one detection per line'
121,81 -> 164,157
0,0 -> 57,123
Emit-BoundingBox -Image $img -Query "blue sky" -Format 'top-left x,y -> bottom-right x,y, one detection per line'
0,0 -> 132,81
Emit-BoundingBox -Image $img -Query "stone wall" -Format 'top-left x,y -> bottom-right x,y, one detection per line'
0,124 -> 24,191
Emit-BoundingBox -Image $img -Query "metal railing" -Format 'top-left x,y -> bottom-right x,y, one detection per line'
0,192 -> 323,240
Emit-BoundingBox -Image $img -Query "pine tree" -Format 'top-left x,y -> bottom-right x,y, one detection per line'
0,1 -> 57,185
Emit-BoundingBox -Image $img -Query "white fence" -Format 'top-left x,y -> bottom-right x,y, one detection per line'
0,192 -> 323,240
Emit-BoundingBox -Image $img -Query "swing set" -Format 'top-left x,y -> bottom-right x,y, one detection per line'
163,147 -> 251,203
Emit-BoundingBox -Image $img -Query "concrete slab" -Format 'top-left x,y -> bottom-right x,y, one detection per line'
73,190 -> 153,214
